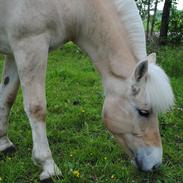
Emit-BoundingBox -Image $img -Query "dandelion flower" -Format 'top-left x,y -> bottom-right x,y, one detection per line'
73,170 -> 80,178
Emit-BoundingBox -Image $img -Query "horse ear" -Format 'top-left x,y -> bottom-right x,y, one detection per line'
134,61 -> 148,82
148,53 -> 156,64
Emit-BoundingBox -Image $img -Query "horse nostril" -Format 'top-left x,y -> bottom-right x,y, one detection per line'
135,157 -> 161,172
135,157 -> 143,171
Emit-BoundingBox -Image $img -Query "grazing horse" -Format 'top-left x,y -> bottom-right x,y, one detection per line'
0,0 -> 174,182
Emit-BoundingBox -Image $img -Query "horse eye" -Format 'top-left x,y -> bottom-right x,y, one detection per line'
136,108 -> 150,117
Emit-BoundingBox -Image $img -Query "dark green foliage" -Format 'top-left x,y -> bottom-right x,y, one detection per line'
156,46 -> 183,77
168,7 -> 183,44
135,0 -> 155,19
136,0 -> 183,45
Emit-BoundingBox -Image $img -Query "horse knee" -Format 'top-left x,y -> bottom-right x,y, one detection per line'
25,104 -> 46,122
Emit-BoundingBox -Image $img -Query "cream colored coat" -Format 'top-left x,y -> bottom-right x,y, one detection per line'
0,0 -> 174,181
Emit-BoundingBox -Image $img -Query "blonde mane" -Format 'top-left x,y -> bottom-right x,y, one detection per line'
114,0 -> 174,112
114,0 -> 147,62
146,63 -> 174,113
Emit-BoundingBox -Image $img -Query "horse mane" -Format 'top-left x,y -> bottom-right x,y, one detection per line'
114,0 -> 174,112
146,63 -> 174,113
114,0 -> 147,62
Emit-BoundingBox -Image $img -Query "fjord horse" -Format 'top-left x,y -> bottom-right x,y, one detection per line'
0,0 -> 174,181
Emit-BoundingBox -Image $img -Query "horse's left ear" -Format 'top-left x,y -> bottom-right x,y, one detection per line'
134,61 -> 148,82
148,53 -> 156,64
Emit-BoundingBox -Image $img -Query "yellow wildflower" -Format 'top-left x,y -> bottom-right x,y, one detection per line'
111,175 -> 115,179
73,170 -> 80,178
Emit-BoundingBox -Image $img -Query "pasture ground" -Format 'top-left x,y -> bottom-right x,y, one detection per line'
0,43 -> 183,183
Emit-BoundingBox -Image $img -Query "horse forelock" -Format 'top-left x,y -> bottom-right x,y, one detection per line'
114,0 -> 147,62
145,64 -> 174,113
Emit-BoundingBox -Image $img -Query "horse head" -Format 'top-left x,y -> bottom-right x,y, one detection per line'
103,53 -> 174,171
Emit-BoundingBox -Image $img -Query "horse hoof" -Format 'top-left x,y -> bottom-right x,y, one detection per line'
2,146 -> 16,154
40,178 -> 53,183
40,176 -> 63,183
0,146 -> 16,160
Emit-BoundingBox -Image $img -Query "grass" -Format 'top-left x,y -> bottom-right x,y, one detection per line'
0,43 -> 183,183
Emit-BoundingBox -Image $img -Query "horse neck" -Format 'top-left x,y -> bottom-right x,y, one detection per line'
75,0 -> 139,95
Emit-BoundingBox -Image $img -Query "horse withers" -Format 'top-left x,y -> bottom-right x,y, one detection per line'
0,0 -> 174,181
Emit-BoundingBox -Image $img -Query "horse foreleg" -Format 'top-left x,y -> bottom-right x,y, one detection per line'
0,55 -> 19,154
12,34 -> 61,181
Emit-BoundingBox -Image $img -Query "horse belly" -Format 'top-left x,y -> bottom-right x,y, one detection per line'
0,6 -> 11,54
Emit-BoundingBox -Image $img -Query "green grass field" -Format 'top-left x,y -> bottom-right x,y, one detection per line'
0,43 -> 183,183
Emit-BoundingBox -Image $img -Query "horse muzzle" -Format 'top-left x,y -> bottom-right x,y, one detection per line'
133,147 -> 162,172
